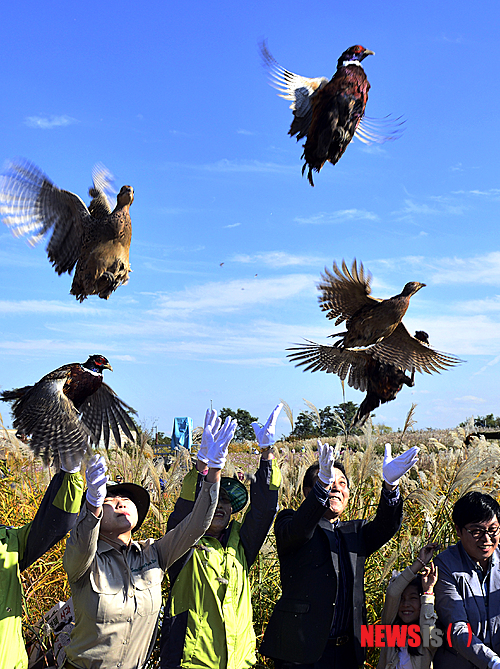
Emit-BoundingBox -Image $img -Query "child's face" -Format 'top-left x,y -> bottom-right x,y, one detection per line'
398,584 -> 421,624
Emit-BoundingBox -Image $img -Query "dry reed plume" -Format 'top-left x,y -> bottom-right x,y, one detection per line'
1,415 -> 499,668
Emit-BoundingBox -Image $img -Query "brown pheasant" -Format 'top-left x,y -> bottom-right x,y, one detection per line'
287,329 -> 462,427
0,160 -> 133,301
0,355 -> 137,467
318,259 -> 425,348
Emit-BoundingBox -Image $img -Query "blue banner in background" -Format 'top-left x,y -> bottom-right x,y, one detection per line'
171,416 -> 193,451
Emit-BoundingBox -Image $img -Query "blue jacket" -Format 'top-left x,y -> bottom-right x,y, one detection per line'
434,542 -> 500,669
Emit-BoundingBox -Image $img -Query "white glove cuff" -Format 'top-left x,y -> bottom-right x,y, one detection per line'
206,455 -> 227,470
196,449 -> 209,464
317,471 -> 333,487
61,464 -> 81,474
86,488 -> 106,508
383,475 -> 400,486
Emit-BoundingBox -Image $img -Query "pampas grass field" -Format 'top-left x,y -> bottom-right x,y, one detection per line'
2,413 -> 499,668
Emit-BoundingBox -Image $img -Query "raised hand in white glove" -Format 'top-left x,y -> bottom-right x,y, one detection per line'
197,409 -> 222,464
317,439 -> 337,487
85,455 -> 108,509
59,451 -> 83,474
251,403 -> 283,449
206,415 -> 237,470
383,443 -> 419,486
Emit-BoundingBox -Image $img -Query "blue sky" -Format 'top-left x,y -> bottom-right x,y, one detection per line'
0,0 -> 499,437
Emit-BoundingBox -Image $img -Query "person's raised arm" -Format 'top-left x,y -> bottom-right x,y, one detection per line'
156,412 -> 237,570
382,443 -> 419,491
63,455 -> 108,583
239,404 -> 283,566
167,408 -> 222,532
361,444 -> 417,555
275,440 -> 337,555
18,448 -> 84,571
381,544 -> 438,624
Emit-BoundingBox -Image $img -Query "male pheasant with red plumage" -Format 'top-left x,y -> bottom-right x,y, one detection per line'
260,42 -> 402,185
1,355 -> 137,467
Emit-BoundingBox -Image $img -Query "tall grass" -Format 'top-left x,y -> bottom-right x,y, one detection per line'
1,423 -> 499,668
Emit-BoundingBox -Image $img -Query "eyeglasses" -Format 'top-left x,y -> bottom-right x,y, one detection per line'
464,526 -> 500,540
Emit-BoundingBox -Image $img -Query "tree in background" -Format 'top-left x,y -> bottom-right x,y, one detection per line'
219,407 -> 258,442
155,431 -> 171,445
291,402 -> 362,438
459,414 -> 500,429
475,414 -> 500,428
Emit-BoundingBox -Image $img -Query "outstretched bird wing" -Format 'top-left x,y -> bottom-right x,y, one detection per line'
366,323 -> 463,375
0,368 -> 93,468
318,259 -> 380,325
287,340 -> 372,392
0,160 -> 90,275
288,326 -> 462,388
87,164 -> 115,220
79,383 -> 137,449
260,41 -> 329,140
355,115 -> 405,145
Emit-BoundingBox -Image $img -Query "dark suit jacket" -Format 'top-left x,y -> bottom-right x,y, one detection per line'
259,486 -> 403,666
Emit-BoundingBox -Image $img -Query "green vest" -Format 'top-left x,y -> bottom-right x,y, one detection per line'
0,525 -> 30,669
170,522 -> 256,669
0,471 -> 83,669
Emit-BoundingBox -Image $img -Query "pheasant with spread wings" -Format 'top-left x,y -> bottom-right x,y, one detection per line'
0,160 -> 133,301
1,355 -> 137,468
318,259 -> 425,348
260,42 -> 403,186
288,330 -> 462,427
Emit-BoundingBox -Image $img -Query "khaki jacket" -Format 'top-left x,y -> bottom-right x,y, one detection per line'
63,479 -> 218,669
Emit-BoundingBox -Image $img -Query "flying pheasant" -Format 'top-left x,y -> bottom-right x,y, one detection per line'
260,41 -> 402,186
0,355 -> 137,467
0,160 -> 133,301
318,259 -> 425,348
287,330 -> 462,427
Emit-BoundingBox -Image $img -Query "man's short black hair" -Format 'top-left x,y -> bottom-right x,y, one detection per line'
452,491 -> 500,529
303,461 -> 349,495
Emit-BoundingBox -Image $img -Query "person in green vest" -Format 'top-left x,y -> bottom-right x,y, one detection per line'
0,450 -> 84,669
159,403 -> 283,669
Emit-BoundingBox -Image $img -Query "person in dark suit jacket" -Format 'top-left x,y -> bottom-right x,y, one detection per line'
434,491 -> 500,669
260,441 -> 418,669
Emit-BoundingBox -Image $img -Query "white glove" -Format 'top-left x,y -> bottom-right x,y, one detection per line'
251,403 -> 283,449
383,443 -> 419,486
85,455 -> 108,508
59,448 -> 83,474
206,416 -> 237,469
197,409 -> 222,464
489,658 -> 500,669
317,439 -> 336,487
